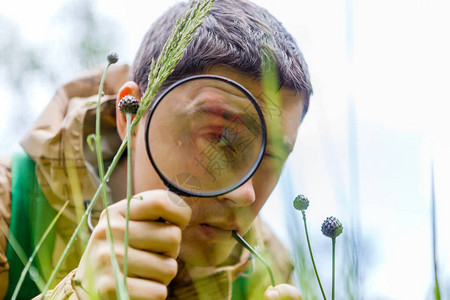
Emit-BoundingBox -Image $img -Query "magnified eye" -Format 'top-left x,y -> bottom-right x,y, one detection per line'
206,127 -> 237,149
201,127 -> 240,165
145,76 -> 266,196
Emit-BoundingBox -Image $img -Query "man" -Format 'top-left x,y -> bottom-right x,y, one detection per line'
0,0 -> 312,299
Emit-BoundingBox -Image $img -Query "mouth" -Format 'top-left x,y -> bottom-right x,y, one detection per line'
204,222 -> 239,231
198,223 -> 240,240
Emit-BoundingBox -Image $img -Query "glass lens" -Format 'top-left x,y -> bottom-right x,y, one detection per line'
146,76 -> 265,196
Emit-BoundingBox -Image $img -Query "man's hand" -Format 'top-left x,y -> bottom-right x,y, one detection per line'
264,284 -> 302,300
75,190 -> 191,300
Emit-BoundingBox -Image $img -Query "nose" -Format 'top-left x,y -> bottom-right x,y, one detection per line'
217,178 -> 256,207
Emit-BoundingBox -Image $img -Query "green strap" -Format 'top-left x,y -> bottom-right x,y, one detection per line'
6,151 -> 57,299
231,276 -> 249,300
231,262 -> 253,300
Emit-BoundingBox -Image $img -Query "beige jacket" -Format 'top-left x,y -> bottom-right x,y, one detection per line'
0,65 -> 293,299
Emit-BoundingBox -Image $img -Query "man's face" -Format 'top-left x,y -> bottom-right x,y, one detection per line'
131,66 -> 306,267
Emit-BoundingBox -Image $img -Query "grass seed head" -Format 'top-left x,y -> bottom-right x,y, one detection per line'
107,52 -> 119,64
293,194 -> 310,211
321,216 -> 343,238
118,95 -> 139,115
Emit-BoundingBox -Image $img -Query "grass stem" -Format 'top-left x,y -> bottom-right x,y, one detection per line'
93,62 -> 128,299
0,220 -> 46,292
11,201 -> 69,300
332,237 -> 336,300
431,162 -> 441,300
41,140 -> 127,297
302,210 -> 327,299
232,230 -> 275,287
123,114 -> 132,286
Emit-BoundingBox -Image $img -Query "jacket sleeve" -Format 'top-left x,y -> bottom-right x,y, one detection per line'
0,157 -> 12,299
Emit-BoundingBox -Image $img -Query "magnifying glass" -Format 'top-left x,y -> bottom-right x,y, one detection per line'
144,74 -> 267,197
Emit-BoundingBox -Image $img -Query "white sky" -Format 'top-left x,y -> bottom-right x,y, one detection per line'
1,0 -> 450,299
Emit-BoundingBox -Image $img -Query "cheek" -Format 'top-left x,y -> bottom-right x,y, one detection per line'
250,159 -> 283,214
132,131 -> 166,193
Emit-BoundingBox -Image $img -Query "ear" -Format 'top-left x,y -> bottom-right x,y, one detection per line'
116,81 -> 141,147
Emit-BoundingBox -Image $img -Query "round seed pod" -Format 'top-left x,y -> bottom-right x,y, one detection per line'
321,216 -> 343,238
118,95 -> 139,115
107,52 -> 119,64
293,194 -> 309,211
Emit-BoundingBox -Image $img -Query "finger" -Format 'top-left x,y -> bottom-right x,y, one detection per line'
264,284 -> 302,300
116,190 -> 191,228
97,275 -> 168,300
95,216 -> 183,257
89,226 -> 179,280
126,221 -> 182,257
127,277 -> 168,300
123,247 -> 178,285
89,244 -> 175,296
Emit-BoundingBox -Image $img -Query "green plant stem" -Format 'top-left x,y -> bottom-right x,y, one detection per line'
302,210 -> 326,300
42,65 -> 128,299
93,63 -> 128,299
11,201 -> 69,300
123,114 -> 132,286
332,237 -> 336,300
232,230 -> 275,287
41,139 -> 127,296
0,220 -> 46,291
431,162 -> 441,300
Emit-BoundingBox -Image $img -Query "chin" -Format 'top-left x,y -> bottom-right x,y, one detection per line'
179,240 -> 235,267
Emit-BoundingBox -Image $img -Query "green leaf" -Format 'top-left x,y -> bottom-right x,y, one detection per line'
11,201 -> 70,299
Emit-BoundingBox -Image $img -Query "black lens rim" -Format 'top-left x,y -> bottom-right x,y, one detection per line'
144,74 -> 267,197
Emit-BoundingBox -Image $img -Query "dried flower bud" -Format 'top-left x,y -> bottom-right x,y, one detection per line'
321,216 -> 343,239
293,194 -> 309,211
118,95 -> 139,115
107,52 -> 119,64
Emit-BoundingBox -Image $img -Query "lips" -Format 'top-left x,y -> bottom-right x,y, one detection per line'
202,222 -> 239,232
197,222 -> 240,240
